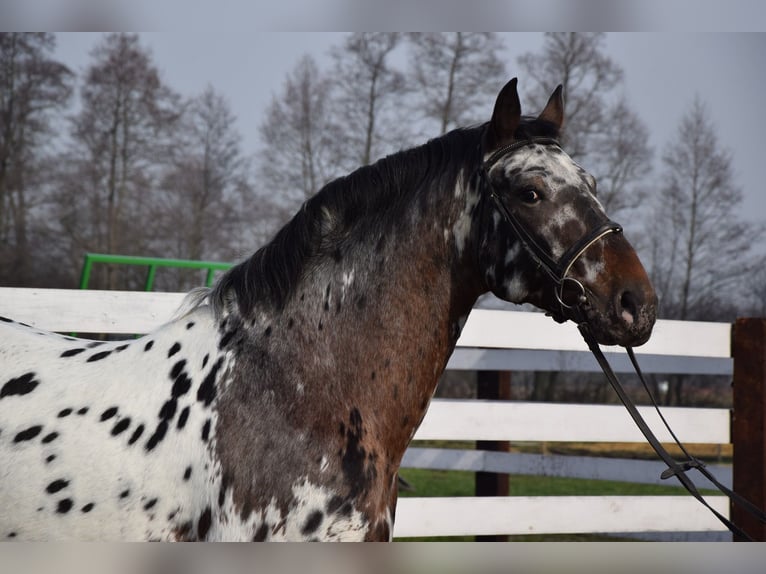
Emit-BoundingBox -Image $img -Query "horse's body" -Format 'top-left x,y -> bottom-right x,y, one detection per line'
0,79 -> 657,541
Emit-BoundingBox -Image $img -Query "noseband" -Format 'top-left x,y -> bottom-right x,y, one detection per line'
480,137 -> 622,315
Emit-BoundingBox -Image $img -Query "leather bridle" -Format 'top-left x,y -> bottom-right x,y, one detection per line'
480,137 -> 623,316
480,137 -> 766,541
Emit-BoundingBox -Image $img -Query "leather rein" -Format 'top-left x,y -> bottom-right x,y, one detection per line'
480,137 -> 766,541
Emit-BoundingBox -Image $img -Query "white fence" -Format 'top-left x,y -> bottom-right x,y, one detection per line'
0,288 -> 732,539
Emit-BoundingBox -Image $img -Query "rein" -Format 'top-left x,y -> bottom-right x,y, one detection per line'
578,321 -> 766,541
481,137 -> 766,540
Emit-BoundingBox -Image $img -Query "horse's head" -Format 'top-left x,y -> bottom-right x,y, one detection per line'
476,78 -> 657,347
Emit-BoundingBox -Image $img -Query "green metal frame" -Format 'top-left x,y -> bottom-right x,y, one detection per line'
79,253 -> 233,291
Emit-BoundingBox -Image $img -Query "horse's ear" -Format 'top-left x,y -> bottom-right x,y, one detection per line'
484,78 -> 521,152
537,84 -> 564,131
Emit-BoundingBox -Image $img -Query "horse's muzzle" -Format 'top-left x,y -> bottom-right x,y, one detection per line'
582,281 -> 658,347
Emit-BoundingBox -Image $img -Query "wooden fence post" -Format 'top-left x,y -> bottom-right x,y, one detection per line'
731,318 -> 766,541
475,370 -> 511,542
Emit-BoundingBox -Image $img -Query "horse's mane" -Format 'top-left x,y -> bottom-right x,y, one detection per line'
205,116 -> 559,319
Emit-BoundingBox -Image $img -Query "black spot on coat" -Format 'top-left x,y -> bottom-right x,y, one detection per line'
159,400 -> 177,421
58,408 -> 72,418
168,342 -> 181,358
145,421 -> 168,452
41,432 -> 58,444
111,418 -> 131,436
144,340 -> 154,352
87,350 -> 112,362
1,372 -> 39,398
171,368 -> 192,398
177,407 -> 190,429
197,507 -> 212,540
46,479 -> 69,494
253,522 -> 269,541
301,510 -> 323,535
201,419 -> 211,442
170,359 -> 186,379
197,357 -> 223,407
128,424 -> 145,445
60,348 -> 85,358
100,407 -> 118,421
14,425 -> 42,442
57,499 -> 73,514
218,330 -> 236,349
341,409 -> 377,498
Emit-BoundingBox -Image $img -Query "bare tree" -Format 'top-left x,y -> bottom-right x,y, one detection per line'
330,33 -> 409,168
648,97 -> 759,405
54,33 -> 179,289
257,54 -> 340,212
407,33 -> 507,135
518,33 -> 652,221
589,97 -> 653,215
649,97 -> 757,321
518,33 -> 623,158
154,85 -> 253,290
0,33 -> 72,285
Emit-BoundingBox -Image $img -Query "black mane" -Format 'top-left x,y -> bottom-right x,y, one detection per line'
211,116 -> 559,317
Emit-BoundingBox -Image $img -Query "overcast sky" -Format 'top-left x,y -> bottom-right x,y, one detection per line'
53,32 -> 766,223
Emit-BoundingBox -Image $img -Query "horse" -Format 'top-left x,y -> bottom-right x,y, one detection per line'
0,78 -> 657,541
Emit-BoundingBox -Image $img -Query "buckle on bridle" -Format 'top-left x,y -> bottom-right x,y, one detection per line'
555,277 -> 587,309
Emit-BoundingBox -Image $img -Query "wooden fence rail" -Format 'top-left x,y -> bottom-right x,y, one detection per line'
1,287 -> 760,540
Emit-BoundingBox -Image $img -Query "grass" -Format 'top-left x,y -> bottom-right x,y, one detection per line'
410,440 -> 732,463
398,468 -> 714,499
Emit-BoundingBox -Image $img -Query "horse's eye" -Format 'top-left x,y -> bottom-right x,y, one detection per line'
519,188 -> 541,204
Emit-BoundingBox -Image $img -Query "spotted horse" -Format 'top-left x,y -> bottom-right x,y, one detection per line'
0,79 -> 657,541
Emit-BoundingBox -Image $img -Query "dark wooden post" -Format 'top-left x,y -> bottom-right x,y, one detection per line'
475,370 -> 511,542
731,318 -> 766,541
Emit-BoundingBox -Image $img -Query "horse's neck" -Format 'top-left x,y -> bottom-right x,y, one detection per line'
276,178 -> 482,454
209,178 -> 483,529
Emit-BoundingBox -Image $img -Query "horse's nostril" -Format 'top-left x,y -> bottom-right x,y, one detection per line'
619,291 -> 639,325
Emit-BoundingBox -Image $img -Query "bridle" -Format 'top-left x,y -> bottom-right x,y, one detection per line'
480,137 -> 766,541
480,138 -> 622,315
